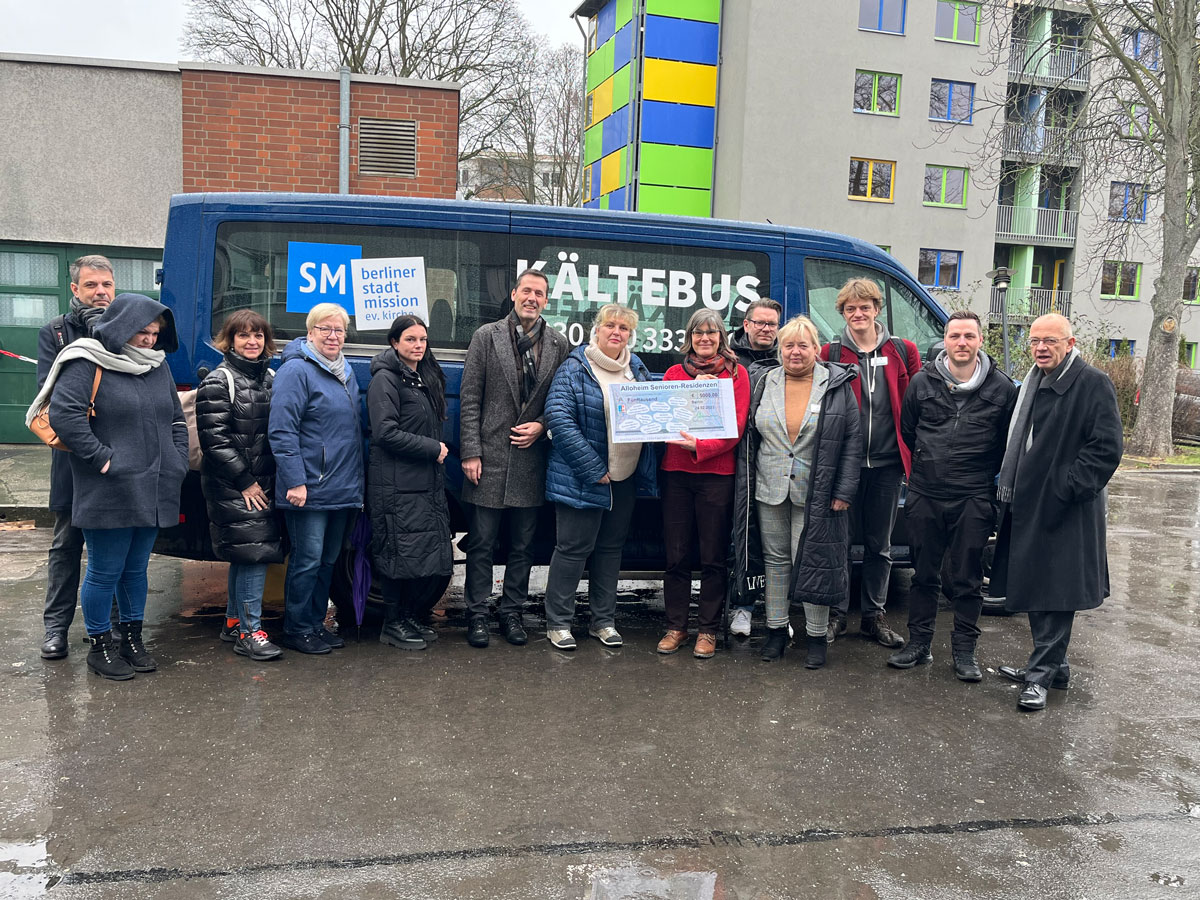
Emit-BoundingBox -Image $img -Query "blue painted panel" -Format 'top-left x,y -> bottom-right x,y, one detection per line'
613,21 -> 635,70
640,100 -> 716,149
602,109 -> 631,157
609,185 -> 629,211
643,15 -> 720,65
584,198 -> 602,209
598,1 -> 617,45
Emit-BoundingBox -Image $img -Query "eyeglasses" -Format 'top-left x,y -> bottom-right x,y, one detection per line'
314,325 -> 346,338
1028,337 -> 1062,347
746,319 -> 779,329
692,329 -> 721,337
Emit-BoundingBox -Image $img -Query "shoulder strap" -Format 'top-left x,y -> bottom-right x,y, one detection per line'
86,367 -> 102,418
52,315 -> 66,351
223,366 -> 236,398
830,339 -> 842,363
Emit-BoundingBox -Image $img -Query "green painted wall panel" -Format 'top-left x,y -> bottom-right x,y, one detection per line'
587,38 -> 615,92
639,143 -> 713,190
600,194 -> 611,210
645,0 -> 720,23
584,125 -> 603,165
638,185 -> 712,217
611,64 -> 631,112
616,0 -> 633,27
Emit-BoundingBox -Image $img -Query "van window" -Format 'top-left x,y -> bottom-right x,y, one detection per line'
511,234 -> 769,372
804,257 -> 943,353
212,222 -> 509,353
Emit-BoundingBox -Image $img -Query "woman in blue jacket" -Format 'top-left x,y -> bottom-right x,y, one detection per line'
542,303 -> 658,650
268,303 -> 364,654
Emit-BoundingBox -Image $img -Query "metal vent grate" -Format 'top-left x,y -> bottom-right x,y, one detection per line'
358,118 -> 417,177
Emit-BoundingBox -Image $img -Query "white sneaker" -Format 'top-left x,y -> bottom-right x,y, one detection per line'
589,626 -> 623,647
547,628 -> 577,650
730,608 -> 752,638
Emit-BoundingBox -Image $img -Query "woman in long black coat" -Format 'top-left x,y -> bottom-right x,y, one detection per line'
367,315 -> 452,651
197,309 -> 285,661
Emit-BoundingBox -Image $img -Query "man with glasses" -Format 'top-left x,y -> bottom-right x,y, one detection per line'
990,314 -> 1122,711
727,298 -> 782,637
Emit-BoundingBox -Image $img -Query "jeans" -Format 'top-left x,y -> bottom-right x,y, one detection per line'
839,463 -> 904,620
226,563 -> 270,634
1026,611 -> 1075,687
463,504 -> 539,619
905,491 -> 994,650
283,508 -> 355,637
757,499 -> 829,638
543,479 -> 636,630
44,511 -> 83,635
79,526 -> 159,636
662,471 -> 733,634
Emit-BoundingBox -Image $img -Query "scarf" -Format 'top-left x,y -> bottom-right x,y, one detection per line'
682,349 -> 737,378
995,347 -> 1078,503
935,349 -> 990,394
69,297 -> 107,334
585,339 -> 633,376
25,337 -> 165,426
306,340 -> 348,383
509,310 -> 544,405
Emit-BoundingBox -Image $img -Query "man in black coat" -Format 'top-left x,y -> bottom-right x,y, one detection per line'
458,269 -> 569,648
36,255 -> 116,660
890,310 -> 1016,681
991,314 -> 1123,711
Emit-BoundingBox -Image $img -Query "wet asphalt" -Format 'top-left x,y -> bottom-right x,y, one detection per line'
0,468 -> 1198,899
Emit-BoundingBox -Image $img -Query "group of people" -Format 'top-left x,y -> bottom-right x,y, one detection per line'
32,256 -> 1124,712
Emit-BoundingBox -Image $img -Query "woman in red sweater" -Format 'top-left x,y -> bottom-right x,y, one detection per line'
657,309 -> 751,658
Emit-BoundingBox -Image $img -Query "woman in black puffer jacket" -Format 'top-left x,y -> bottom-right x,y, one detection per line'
197,310 -> 285,661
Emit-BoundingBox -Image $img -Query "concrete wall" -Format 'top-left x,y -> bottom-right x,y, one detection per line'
0,55 -> 182,250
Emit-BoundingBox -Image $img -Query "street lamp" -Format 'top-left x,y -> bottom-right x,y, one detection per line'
987,266 -> 1013,375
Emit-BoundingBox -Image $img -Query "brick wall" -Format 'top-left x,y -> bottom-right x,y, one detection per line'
181,68 -> 458,198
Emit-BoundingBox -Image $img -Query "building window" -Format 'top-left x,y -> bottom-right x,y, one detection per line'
859,0 -> 906,34
848,157 -> 896,202
0,249 -> 61,327
1109,182 -> 1148,222
1126,103 -> 1154,139
1184,341 -> 1198,368
918,248 -> 962,288
460,168 -> 469,185
922,164 -> 968,207
1183,267 -> 1199,303
877,245 -> 892,254
1101,260 -> 1142,299
583,165 -> 593,200
854,70 -> 901,115
929,79 -> 974,123
934,1 -> 980,44
1122,28 -> 1161,70
586,92 -> 595,126
588,16 -> 598,53
1108,339 -> 1135,358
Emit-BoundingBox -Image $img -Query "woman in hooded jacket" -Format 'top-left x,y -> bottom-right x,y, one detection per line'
198,309 -> 285,661
366,315 -> 452,652
35,293 -> 189,681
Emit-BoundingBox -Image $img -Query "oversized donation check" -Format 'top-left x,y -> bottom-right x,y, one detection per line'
608,379 -> 739,443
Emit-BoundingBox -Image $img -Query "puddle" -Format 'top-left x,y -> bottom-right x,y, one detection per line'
0,840 -> 51,899
588,867 -> 717,899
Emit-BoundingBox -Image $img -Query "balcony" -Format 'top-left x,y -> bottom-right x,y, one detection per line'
989,287 -> 1072,323
995,204 -> 1078,246
1001,122 -> 1084,166
1008,38 -> 1091,90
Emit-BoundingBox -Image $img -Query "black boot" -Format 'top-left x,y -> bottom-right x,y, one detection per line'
952,649 -> 983,682
380,617 -> 427,650
117,621 -> 157,672
466,615 -> 491,648
804,634 -> 827,669
760,626 -> 788,661
887,642 -> 932,669
87,631 -> 135,681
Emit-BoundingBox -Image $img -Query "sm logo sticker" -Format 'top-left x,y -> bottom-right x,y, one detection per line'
286,242 -> 362,314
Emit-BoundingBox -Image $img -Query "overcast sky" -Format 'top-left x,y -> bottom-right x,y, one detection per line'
1,0 -> 583,64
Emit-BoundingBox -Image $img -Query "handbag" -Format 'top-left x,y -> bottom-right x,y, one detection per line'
29,368 -> 102,451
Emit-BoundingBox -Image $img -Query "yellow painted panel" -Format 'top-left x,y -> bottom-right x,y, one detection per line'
642,58 -> 717,107
594,76 -> 614,123
600,148 -> 625,194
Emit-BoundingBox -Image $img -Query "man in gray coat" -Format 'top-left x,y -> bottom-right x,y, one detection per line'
459,269 -> 569,647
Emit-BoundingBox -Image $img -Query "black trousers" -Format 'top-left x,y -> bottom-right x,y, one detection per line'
839,463 -> 904,619
905,490 -> 993,650
463,504 -> 539,619
1025,610 -> 1075,687
661,471 -> 734,634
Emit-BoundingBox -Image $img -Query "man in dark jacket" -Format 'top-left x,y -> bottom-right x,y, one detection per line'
820,278 -> 920,648
991,314 -> 1123,711
890,310 -> 1016,680
459,269 -> 569,647
36,254 -> 116,660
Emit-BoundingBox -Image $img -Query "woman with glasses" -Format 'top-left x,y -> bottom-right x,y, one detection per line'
656,309 -> 750,658
269,303 -> 364,654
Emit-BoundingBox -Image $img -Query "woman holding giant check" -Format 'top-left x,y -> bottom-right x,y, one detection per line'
542,304 -> 659,651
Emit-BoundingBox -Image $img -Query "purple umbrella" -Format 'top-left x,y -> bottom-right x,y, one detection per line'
349,512 -> 373,635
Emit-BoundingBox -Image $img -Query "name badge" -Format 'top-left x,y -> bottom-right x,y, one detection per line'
810,404 -> 821,413
871,356 -> 889,367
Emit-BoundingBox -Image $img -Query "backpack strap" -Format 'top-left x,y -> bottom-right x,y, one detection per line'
86,367 -> 102,418
829,339 -> 842,364
51,315 -> 66,351
223,366 -> 236,399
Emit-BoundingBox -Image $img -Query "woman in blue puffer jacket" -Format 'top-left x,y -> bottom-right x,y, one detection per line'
542,303 -> 658,651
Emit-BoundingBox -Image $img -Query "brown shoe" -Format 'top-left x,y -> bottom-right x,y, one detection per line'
693,633 -> 716,658
657,630 -> 688,654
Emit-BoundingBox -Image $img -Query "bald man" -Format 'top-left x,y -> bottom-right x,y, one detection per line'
990,314 -> 1123,711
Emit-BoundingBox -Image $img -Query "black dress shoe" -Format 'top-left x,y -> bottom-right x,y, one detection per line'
278,632 -> 332,655
1018,682 -> 1048,710
41,631 -> 68,660
466,616 -> 490,648
315,627 -> 345,649
952,652 -> 983,682
499,612 -> 528,646
998,664 -> 1069,690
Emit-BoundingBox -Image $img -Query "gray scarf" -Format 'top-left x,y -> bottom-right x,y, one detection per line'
69,297 -> 106,333
25,337 -> 166,426
306,340 -> 349,383
995,348 -> 1078,503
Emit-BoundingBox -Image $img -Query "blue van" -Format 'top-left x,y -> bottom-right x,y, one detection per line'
155,193 -> 949,605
